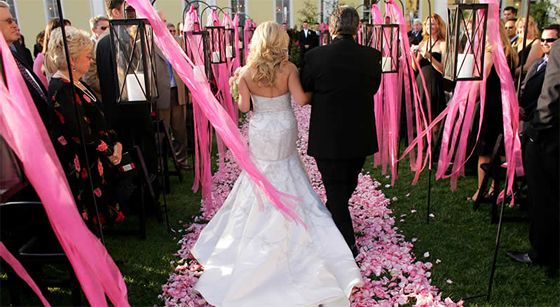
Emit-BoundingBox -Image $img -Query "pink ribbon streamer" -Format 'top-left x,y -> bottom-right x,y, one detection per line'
127,0 -> 302,223
0,33 -> 129,307
0,242 -> 50,306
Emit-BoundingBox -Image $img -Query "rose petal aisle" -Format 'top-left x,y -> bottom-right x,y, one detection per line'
161,104 -> 462,306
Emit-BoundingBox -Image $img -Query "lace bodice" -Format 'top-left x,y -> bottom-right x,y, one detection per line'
248,93 -> 298,161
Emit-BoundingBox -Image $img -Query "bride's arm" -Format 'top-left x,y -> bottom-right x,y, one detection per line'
288,63 -> 311,106
238,74 -> 251,113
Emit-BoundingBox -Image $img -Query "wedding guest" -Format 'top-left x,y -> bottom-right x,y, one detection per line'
47,26 -> 124,227
33,18 -> 71,87
508,39 -> 559,279
412,14 -> 447,120
505,18 -> 518,44
33,30 -> 44,58
503,6 -> 517,22
408,18 -> 423,46
89,15 -> 109,43
0,1 -> 50,127
301,6 -> 382,256
514,16 -> 543,78
471,23 -> 518,201
520,24 -> 559,125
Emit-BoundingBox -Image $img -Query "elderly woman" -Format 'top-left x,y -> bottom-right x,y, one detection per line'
47,26 -> 124,227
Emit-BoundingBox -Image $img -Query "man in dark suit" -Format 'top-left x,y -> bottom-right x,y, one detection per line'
0,1 -> 50,127
407,18 -> 423,46
298,21 -> 318,64
507,39 -> 560,277
300,6 -> 382,256
97,0 -> 158,174
520,25 -> 559,124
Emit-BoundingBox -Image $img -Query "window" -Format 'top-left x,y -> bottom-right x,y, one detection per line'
275,0 -> 290,25
231,0 -> 246,24
44,0 -> 62,20
5,0 -> 17,22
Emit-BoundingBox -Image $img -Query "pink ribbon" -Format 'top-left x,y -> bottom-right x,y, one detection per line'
0,33 -> 129,306
0,242 -> 50,306
127,0 -> 302,222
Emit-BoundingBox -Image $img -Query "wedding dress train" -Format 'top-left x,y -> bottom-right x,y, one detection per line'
191,93 -> 363,307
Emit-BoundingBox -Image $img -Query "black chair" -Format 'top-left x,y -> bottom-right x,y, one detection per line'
0,201 -> 81,305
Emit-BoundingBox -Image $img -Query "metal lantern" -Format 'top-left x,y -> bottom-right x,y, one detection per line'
206,25 -> 227,64
224,24 -> 236,60
373,23 -> 400,73
109,18 -> 158,103
319,22 -> 331,46
443,2 -> 488,81
183,22 -> 212,77
360,20 -> 374,46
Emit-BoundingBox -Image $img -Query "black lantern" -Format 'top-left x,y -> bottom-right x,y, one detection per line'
319,22 -> 331,46
109,18 -> 158,103
373,23 -> 400,73
183,21 -> 212,78
206,25 -> 227,64
444,2 -> 488,81
360,20 -> 374,46
224,24 -> 235,60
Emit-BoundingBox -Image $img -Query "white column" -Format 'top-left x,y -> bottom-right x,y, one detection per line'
90,0 -> 105,17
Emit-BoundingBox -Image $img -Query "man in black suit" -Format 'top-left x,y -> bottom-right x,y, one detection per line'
407,19 -> 423,46
97,0 -> 158,174
520,25 -> 559,125
300,6 -> 382,256
298,21 -> 318,64
0,1 -> 50,127
507,39 -> 560,277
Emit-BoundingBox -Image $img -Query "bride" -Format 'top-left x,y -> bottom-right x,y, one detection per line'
191,21 -> 363,307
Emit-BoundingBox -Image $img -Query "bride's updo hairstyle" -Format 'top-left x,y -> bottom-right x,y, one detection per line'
246,21 -> 289,86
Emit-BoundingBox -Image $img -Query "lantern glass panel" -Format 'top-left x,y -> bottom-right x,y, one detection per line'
373,24 -> 400,73
110,19 -> 158,103
361,23 -> 374,46
444,3 -> 488,81
207,26 -> 226,64
225,28 -> 235,59
183,28 -> 211,78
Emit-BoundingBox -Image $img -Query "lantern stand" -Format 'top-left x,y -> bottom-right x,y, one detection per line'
55,0 -> 106,242
109,15 -> 171,236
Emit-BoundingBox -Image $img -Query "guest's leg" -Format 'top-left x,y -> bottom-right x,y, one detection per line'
525,135 -> 559,268
169,88 -> 189,165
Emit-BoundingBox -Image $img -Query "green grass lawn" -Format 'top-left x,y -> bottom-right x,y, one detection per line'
2,157 -> 559,306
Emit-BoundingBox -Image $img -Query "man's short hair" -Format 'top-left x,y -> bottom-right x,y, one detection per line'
543,24 -> 560,37
0,1 -> 9,8
329,6 -> 359,36
504,6 -> 518,14
105,0 -> 125,17
89,15 -> 109,29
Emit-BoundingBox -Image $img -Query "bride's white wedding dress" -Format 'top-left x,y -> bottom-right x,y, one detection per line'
191,93 -> 363,307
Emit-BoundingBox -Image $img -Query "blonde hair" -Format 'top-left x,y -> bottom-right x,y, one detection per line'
487,21 -> 519,68
246,21 -> 289,86
422,14 -> 446,43
516,16 -> 539,40
47,26 -> 93,71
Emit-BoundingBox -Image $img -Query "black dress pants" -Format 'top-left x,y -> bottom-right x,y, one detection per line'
315,157 -> 366,250
524,129 -> 559,268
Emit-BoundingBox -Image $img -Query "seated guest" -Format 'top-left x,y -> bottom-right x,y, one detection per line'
47,26 -> 124,227
520,24 -> 559,125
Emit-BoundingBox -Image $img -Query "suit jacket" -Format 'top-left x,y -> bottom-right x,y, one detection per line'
300,35 -> 382,159
11,49 -> 51,127
407,30 -> 423,46
520,57 -> 547,122
96,34 -> 119,127
529,40 -> 560,133
298,29 -> 318,51
154,43 -> 186,110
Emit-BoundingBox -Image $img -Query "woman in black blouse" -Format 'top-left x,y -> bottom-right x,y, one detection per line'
47,26 -> 124,226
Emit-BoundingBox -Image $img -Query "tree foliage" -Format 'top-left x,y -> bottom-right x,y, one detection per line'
297,0 -> 319,25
